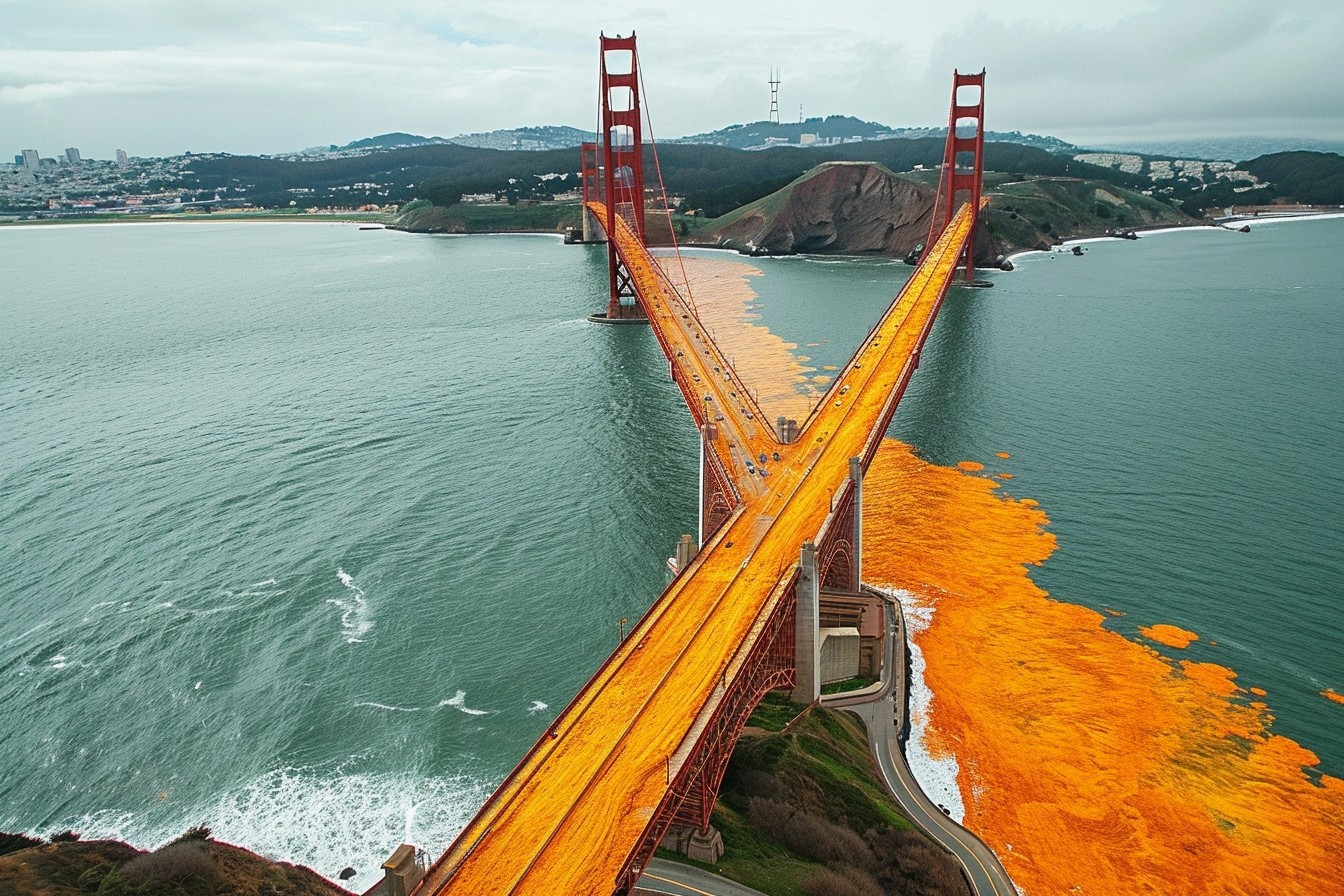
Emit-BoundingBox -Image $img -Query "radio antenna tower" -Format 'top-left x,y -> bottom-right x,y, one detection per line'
769,67 -> 781,124
798,102 -> 804,124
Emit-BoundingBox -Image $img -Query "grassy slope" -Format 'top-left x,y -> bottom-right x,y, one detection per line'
693,166 -> 822,234
660,697 -> 965,896
982,175 -> 1194,252
1241,150 -> 1344,205
394,198 -> 582,234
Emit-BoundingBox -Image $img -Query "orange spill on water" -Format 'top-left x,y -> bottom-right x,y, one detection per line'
1250,687 -> 1268,697
1179,659 -> 1242,697
655,255 -> 819,423
862,440 -> 1344,895
1324,690 -> 1344,706
997,451 -> 1012,459
1141,623 -> 1199,649
956,460 -> 985,472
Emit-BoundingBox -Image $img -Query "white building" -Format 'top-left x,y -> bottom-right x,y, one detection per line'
21,149 -> 39,170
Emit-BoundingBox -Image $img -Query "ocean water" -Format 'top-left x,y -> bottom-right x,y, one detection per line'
0,224 -> 697,889
2,218 -> 1340,889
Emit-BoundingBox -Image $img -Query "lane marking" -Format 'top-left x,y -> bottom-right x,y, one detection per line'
642,871 -> 717,896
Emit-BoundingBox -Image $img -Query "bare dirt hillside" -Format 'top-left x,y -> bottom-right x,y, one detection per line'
0,832 -> 352,896
694,162 -> 937,257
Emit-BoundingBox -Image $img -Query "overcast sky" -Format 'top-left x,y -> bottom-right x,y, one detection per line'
2,0 -> 1341,159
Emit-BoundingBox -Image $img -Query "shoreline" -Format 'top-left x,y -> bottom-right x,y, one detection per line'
1004,210 -> 1344,264
0,211 -> 390,228
892,588 -> 967,822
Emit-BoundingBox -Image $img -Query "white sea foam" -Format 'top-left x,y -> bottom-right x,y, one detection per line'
1006,216 -> 1344,265
2,619 -> 55,649
527,700 -> 548,714
232,577 -> 286,599
356,701 -> 422,713
328,568 -> 372,644
1237,211 -> 1344,226
890,587 -> 967,823
27,765 -> 495,893
439,690 -> 489,716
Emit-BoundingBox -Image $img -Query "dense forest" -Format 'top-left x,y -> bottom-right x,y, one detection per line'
179,139 -> 1146,214
174,141 -> 1343,219
1241,151 -> 1344,205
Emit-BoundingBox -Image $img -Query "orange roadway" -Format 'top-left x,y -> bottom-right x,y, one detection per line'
417,202 -> 977,896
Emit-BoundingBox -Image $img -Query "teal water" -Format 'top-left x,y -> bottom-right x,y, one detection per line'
0,224 -> 697,888
2,219 -> 1341,887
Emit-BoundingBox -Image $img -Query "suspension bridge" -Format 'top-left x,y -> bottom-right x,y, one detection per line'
412,32 -> 992,896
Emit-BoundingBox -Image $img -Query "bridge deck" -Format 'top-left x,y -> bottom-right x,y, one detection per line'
591,201 -> 777,497
418,202 -> 977,896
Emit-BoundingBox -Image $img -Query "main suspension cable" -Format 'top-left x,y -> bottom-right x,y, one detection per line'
635,51 -> 698,318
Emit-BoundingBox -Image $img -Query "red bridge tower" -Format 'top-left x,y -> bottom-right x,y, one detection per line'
593,33 -> 648,322
925,69 -> 986,282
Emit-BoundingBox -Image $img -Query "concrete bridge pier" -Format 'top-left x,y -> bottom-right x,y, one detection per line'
675,535 -> 696,572
660,825 -> 724,864
793,456 -> 866,704
791,542 -> 820,704
581,202 -> 603,244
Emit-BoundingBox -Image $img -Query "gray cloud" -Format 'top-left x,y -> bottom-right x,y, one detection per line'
1,0 -> 1339,158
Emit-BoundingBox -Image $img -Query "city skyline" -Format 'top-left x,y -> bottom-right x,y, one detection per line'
2,0 -> 1342,159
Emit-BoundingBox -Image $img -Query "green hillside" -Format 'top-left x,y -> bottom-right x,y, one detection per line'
1241,151 -> 1344,205
179,137 -> 1143,216
982,175 -> 1195,252
663,698 -> 969,896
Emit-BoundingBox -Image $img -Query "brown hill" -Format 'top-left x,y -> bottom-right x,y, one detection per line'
689,161 -> 937,257
0,832 -> 352,896
684,161 -> 1200,262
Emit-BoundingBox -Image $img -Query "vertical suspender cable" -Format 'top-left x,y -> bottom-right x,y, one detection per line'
635,52 -> 698,318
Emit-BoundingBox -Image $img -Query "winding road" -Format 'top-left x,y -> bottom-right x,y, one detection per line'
824,592 -> 1017,896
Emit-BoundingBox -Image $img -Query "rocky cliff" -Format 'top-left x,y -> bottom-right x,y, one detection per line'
693,161 -> 937,257
687,161 -> 1198,261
